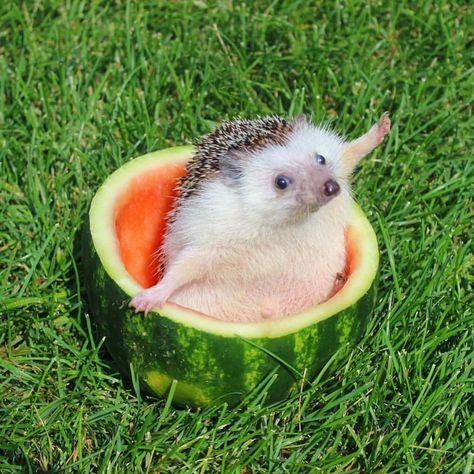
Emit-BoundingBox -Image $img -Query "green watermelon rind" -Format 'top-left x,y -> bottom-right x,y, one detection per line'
82,146 -> 378,407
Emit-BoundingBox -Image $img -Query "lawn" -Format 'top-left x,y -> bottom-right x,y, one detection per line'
0,1 -> 472,472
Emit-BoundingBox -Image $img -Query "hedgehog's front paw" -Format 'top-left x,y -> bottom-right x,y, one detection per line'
129,286 -> 170,314
333,272 -> 348,295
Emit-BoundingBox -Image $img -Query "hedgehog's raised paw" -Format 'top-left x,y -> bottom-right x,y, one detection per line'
375,112 -> 391,144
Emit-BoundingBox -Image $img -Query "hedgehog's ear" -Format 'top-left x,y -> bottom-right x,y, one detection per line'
219,149 -> 246,186
293,113 -> 307,127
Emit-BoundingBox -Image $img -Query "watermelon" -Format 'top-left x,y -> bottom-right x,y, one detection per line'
82,146 -> 379,407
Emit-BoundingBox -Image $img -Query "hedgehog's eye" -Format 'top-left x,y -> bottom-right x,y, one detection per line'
315,154 -> 326,165
275,175 -> 291,190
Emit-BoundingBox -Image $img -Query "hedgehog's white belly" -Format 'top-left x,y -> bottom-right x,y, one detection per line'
168,235 -> 346,322
170,276 -> 337,322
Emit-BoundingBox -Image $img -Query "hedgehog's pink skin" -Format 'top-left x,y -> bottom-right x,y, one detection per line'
130,114 -> 390,321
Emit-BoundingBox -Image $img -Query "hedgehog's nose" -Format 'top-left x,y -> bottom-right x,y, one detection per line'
323,179 -> 340,197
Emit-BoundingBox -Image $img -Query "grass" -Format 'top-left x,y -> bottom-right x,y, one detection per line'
0,0 -> 472,472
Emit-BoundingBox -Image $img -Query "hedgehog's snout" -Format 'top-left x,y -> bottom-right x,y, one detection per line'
318,178 -> 340,206
323,179 -> 340,197
292,168 -> 341,211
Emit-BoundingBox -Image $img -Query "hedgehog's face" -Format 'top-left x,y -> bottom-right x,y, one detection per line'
234,127 -> 349,225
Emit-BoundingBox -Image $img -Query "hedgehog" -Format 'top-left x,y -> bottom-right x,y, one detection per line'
130,112 -> 391,321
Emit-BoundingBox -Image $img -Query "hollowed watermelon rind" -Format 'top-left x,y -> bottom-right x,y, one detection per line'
82,147 -> 378,407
